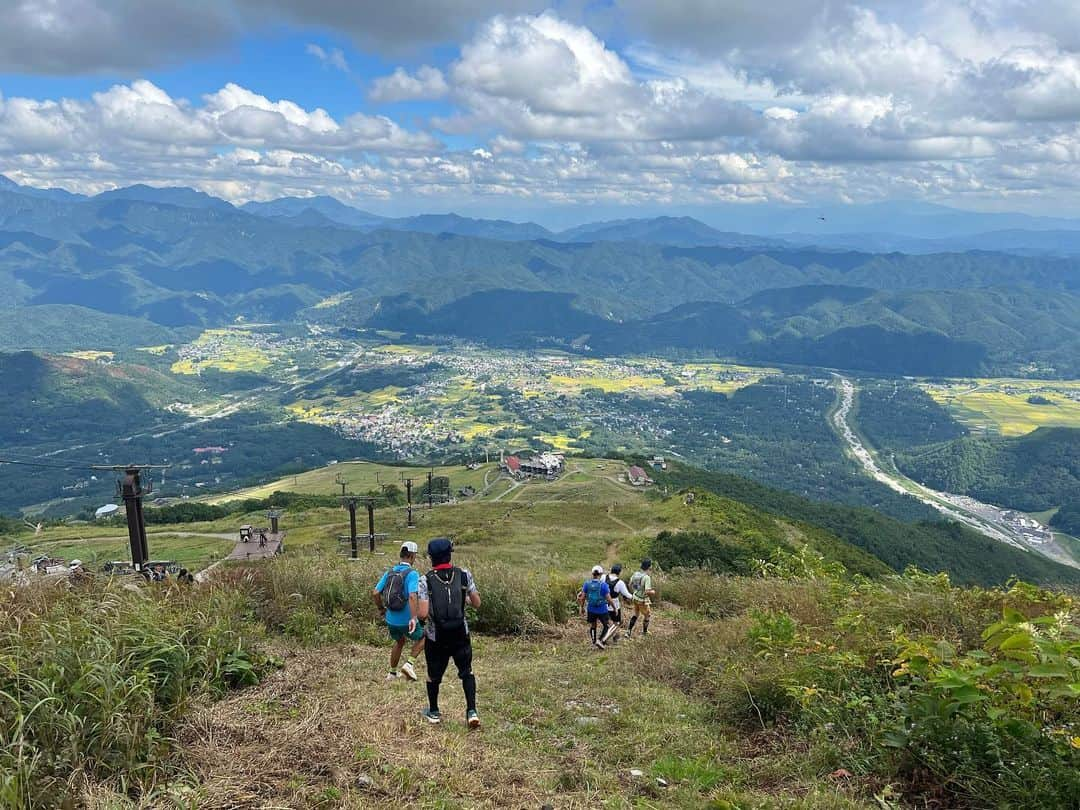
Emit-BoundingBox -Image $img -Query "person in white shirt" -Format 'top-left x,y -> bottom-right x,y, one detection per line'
603,563 -> 633,644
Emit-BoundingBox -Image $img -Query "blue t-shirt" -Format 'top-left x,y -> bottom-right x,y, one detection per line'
376,563 -> 420,627
582,579 -> 610,615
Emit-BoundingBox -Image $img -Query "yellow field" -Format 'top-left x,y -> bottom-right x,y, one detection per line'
548,373 -> 667,393
170,329 -> 271,375
311,292 -> 350,309
64,350 -> 114,361
922,379 -> 1080,436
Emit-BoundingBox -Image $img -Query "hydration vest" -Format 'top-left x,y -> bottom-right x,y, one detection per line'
426,567 -> 467,632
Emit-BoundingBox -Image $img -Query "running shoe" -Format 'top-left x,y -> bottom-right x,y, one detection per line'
401,661 -> 418,681
594,640 -> 606,650
423,708 -> 442,724
466,710 -> 481,729
385,670 -> 401,681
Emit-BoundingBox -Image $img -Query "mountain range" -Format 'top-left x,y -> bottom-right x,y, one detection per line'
1,177 -> 1079,375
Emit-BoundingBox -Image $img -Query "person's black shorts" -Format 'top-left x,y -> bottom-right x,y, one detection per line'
608,607 -> 622,625
424,630 -> 473,684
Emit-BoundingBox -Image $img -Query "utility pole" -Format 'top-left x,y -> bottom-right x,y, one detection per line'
427,469 -> 434,509
339,495 -> 386,556
334,472 -> 347,497
405,478 -> 415,528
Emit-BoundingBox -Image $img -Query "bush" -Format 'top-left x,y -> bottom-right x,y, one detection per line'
468,563 -> 579,635
0,580 -> 272,806
651,529 -> 772,575
223,555 -> 580,641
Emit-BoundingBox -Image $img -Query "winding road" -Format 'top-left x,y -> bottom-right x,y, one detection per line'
830,375 -> 1079,568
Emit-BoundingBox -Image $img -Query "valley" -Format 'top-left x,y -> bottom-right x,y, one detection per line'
831,376 -> 1077,567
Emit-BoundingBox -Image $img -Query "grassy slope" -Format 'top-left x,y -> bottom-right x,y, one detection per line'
177,617 -> 869,809
203,461 -> 497,504
7,462 -> 1079,808
656,462 -> 1080,588
20,458 -> 884,577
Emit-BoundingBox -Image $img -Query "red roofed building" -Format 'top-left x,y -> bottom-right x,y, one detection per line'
504,456 -> 521,477
628,465 -> 652,486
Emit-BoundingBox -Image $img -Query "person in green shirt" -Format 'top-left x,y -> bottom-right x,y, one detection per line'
626,558 -> 656,638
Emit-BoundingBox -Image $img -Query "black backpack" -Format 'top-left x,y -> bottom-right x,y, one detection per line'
425,567 -> 468,632
382,569 -> 409,612
606,574 -> 622,602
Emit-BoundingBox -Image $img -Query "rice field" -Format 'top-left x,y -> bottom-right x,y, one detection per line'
921,378 -> 1080,435
170,328 -> 272,375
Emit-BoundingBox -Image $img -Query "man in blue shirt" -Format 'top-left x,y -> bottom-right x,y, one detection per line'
373,541 -> 424,681
577,565 -> 615,650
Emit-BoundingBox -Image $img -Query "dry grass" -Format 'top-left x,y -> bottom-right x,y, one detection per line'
169,623 -> 721,809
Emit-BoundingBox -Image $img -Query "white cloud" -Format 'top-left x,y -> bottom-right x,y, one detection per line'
369,66 -> 449,102
305,43 -> 349,72
9,4 -> 1080,213
439,12 -> 759,142
0,80 -> 438,164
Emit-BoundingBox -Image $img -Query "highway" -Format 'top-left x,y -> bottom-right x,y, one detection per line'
830,375 -> 1079,568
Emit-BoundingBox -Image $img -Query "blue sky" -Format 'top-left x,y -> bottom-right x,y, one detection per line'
3,1 -> 1080,223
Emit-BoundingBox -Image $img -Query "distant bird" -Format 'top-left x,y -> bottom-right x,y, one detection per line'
818,216 -> 827,221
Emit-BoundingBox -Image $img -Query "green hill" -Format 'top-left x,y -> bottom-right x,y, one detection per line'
3,178 -> 1080,375
896,427 -> 1080,512
655,461 -> 1080,588
3,469 -> 1079,808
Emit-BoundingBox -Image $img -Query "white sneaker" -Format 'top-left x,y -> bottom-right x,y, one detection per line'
401,661 -> 418,681
385,671 -> 401,681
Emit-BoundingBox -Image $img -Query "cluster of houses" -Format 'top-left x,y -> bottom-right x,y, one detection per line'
501,452 -> 565,480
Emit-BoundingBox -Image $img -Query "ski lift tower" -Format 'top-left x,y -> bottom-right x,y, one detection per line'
266,509 -> 282,534
93,463 -> 170,574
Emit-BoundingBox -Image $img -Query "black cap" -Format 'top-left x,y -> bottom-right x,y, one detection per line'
611,563 -> 622,574
427,537 -> 453,564
641,558 -> 652,570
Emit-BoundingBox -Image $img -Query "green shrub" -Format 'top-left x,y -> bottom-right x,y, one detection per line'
885,601 -> 1080,807
0,581 -> 272,807
662,571 -> 747,618
468,563 -> 578,635
651,529 -> 771,575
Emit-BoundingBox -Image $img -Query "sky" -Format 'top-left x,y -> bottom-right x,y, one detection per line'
3,0 -> 1080,223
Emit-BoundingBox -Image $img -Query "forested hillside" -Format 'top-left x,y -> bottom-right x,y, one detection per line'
2,179 -> 1080,376
895,428 -> 1080,513
655,462 -> 1080,587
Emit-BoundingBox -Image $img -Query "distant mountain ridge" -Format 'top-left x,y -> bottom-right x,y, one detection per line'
1,175 -> 1079,376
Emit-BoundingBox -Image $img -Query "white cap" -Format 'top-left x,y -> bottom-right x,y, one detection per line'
69,559 -> 83,567
400,541 -> 419,554
591,565 -> 604,575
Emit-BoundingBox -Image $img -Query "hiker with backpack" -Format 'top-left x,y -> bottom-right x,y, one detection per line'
603,563 -> 634,643
373,541 -> 425,682
416,537 -> 482,728
578,565 -> 616,649
626,558 -> 657,638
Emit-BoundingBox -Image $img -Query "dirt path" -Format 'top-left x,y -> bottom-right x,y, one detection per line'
177,623 -> 687,809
